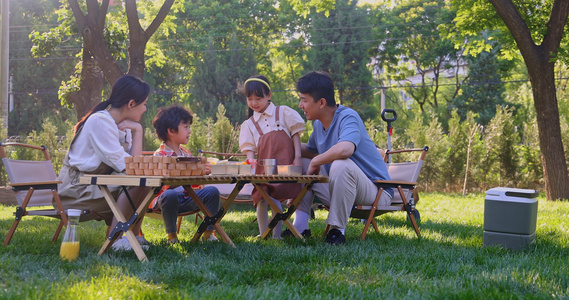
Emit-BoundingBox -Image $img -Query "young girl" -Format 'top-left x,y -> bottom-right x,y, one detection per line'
238,75 -> 305,239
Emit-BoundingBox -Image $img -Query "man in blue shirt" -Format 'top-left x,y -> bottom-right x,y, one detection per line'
284,71 -> 392,244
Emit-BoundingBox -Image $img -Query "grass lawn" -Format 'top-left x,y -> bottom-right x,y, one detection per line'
1,192 -> 568,299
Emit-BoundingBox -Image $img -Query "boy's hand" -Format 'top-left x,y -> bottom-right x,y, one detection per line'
204,162 -> 211,175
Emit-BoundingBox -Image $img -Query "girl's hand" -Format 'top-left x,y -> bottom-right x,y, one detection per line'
117,119 -> 142,132
293,157 -> 302,167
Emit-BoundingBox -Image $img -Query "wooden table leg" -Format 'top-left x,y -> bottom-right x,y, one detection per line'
98,185 -> 156,262
255,181 -> 314,240
185,186 -> 236,248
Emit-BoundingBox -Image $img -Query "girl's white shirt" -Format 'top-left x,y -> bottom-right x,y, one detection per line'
239,102 -> 305,153
67,110 -> 132,173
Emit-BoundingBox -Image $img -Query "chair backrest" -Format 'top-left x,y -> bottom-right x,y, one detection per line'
388,161 -> 423,182
0,143 -> 58,207
198,149 -> 247,161
386,147 -> 428,203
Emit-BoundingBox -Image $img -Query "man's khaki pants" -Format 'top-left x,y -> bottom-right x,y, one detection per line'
298,158 -> 391,229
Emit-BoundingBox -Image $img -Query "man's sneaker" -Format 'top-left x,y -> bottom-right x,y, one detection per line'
325,229 -> 346,245
111,236 -> 149,251
282,228 -> 312,238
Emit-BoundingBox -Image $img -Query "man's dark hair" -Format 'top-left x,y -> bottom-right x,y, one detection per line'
152,105 -> 193,142
296,71 -> 335,107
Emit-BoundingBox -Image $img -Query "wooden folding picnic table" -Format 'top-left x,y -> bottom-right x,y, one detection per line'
79,174 -> 328,261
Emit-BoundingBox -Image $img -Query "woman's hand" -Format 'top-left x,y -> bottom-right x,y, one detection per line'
117,119 -> 142,132
118,119 -> 144,156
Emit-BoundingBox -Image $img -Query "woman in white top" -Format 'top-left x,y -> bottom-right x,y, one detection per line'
58,75 -> 151,249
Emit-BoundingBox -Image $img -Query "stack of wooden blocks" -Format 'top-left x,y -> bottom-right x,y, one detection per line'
125,156 -> 207,176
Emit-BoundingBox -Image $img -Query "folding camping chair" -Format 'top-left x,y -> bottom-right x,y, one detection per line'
0,142 -> 68,246
198,149 -> 247,161
323,146 -> 428,240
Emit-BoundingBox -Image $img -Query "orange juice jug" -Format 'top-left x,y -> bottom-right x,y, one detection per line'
60,209 -> 81,261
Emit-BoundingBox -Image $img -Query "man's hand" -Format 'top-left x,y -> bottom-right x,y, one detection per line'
306,161 -> 320,175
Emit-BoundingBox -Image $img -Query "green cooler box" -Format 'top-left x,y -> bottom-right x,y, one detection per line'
483,187 -> 539,250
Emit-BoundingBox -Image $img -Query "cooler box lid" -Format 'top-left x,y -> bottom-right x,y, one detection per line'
486,187 -> 538,201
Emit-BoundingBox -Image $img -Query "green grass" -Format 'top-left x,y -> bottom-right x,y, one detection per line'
1,193 -> 568,299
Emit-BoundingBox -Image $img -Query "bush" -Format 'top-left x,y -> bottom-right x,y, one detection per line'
405,112 -> 446,192
0,102 -> 556,195
26,118 -> 73,174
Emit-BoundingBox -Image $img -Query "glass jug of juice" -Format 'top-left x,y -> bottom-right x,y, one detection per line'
60,209 -> 81,261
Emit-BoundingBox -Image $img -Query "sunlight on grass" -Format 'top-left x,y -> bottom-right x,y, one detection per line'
1,192 -> 568,298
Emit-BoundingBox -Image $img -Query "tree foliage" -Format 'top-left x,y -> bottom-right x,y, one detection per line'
8,0 -> 76,136
450,41 -> 513,126
303,0 -> 376,119
449,0 -> 569,200
371,0 -> 462,112
8,0 -> 569,199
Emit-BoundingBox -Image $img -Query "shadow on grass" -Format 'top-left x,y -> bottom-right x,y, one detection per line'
2,202 -> 568,261
368,211 -> 569,257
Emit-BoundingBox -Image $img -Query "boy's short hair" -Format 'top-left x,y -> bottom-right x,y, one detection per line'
153,105 -> 193,142
296,71 -> 336,107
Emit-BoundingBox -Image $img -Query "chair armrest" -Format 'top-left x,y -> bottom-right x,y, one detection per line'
9,181 -> 62,191
9,180 -> 62,186
374,180 -> 416,189
198,149 -> 247,160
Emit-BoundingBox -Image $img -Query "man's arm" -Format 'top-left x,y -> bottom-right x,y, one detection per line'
301,143 -> 318,158
306,141 -> 355,175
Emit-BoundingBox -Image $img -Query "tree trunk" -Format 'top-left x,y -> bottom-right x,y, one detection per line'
69,0 -> 124,85
125,18 -> 147,78
124,0 -> 175,79
75,48 -> 105,118
490,0 -> 569,200
527,56 -> 569,200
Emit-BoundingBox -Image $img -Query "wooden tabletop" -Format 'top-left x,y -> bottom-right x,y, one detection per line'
79,174 -> 328,187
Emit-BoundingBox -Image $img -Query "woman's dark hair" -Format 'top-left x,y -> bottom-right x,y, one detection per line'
152,105 -> 193,142
73,75 -> 151,134
296,71 -> 336,107
243,75 -> 271,98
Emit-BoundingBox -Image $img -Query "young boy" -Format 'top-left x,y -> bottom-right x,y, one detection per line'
151,105 -> 221,244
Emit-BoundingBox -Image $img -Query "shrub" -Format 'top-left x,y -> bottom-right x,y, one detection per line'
484,105 -> 519,187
